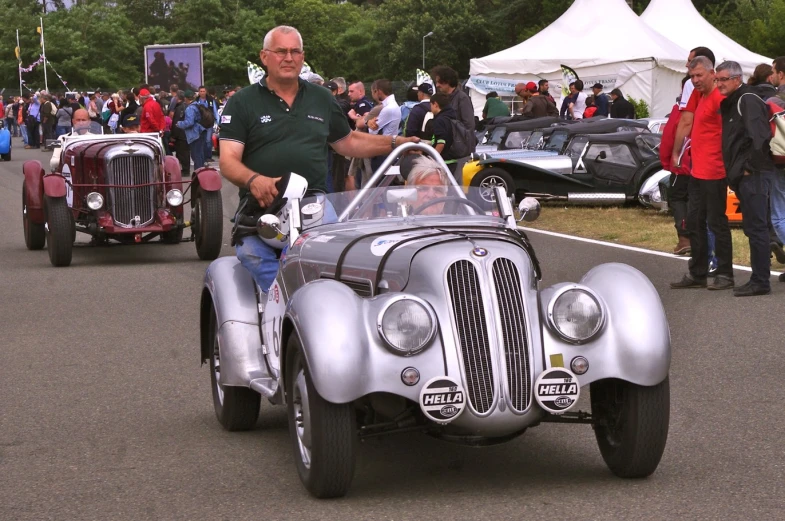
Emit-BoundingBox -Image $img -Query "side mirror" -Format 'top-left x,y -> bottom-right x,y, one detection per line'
597,150 -> 607,160
517,197 -> 541,222
257,214 -> 283,240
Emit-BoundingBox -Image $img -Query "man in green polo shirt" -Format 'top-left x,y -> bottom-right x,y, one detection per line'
219,25 -> 419,294
482,91 -> 510,120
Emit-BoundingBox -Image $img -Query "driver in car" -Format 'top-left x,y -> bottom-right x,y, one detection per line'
70,109 -> 98,135
405,156 -> 449,215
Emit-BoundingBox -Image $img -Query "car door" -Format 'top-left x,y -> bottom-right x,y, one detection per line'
581,142 -> 639,190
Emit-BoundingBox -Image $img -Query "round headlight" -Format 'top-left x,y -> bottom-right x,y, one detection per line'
166,189 -> 183,207
86,192 -> 104,210
548,287 -> 604,343
377,297 -> 436,356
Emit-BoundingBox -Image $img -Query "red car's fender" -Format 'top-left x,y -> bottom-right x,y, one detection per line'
23,160 -> 46,224
43,174 -> 67,198
193,167 -> 222,192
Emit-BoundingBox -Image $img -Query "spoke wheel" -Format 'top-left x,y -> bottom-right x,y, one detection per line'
286,335 -> 356,498
208,306 -> 261,431
591,377 -> 670,478
470,167 -> 515,208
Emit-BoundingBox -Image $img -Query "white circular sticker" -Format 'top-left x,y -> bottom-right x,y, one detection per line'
534,367 -> 581,414
419,376 -> 466,424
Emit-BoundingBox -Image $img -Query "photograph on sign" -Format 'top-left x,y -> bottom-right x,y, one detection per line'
145,44 -> 203,91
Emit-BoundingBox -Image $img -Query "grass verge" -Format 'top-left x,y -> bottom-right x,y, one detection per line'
524,205 -> 785,270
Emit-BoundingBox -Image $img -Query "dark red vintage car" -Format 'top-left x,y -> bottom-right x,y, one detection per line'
22,132 -> 224,266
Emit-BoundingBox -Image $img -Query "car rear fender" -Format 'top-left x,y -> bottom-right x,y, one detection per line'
201,257 -> 269,386
193,167 -> 222,192
43,174 -> 67,198
23,160 -> 46,224
539,263 -> 670,387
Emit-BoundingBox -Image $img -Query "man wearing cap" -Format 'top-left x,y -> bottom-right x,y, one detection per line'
514,82 -> 538,114
591,83 -> 610,117
220,25 -> 419,294
139,88 -> 165,136
176,90 -> 207,171
522,86 -> 559,119
405,83 -> 434,139
120,113 -> 141,133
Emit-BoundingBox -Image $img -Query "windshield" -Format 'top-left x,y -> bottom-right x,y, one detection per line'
72,121 -> 105,135
297,186 -> 506,232
488,126 -> 507,146
505,131 -> 532,149
545,130 -> 569,152
525,131 -> 544,149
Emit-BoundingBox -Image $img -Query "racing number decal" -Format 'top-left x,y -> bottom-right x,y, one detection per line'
271,316 -> 281,357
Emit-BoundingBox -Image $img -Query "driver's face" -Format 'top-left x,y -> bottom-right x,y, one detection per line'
414,172 -> 447,215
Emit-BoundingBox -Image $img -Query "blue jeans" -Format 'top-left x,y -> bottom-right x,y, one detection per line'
5,117 -> 18,137
770,168 -> 785,244
205,127 -> 214,160
190,132 -> 206,170
56,126 -> 70,138
20,123 -> 28,145
236,201 -> 338,292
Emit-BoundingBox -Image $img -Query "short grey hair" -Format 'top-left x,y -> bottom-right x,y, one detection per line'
263,26 -> 303,50
688,56 -> 714,71
331,77 -> 346,92
716,60 -> 744,80
406,156 -> 450,186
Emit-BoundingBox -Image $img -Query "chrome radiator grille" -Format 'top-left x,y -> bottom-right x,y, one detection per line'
106,155 -> 156,227
447,260 -> 494,413
492,258 -> 531,412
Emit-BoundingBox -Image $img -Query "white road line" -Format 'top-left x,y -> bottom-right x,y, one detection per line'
522,226 -> 784,277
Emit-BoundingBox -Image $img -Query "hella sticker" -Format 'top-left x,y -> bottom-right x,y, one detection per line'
419,376 -> 466,424
534,367 -> 580,414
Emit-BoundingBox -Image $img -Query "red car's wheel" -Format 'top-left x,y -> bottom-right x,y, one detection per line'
193,187 -> 223,260
45,196 -> 74,267
23,184 -> 46,250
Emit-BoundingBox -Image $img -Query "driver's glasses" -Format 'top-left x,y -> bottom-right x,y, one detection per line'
416,185 -> 447,196
265,48 -> 304,60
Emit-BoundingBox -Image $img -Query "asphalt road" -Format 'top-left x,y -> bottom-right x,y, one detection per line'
1,143 -> 783,520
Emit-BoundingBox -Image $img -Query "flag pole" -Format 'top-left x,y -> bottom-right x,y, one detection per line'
40,17 -> 48,92
17,29 -> 22,96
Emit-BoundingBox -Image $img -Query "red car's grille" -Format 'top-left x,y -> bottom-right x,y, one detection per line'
106,155 -> 156,228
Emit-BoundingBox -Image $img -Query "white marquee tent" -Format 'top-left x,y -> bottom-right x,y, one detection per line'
468,0 -> 689,118
640,0 -> 771,76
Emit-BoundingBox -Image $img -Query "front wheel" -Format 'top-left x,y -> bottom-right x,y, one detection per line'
208,306 -> 261,431
591,377 -> 670,478
23,184 -> 46,250
469,167 -> 516,208
286,334 -> 356,498
45,196 -> 74,267
193,187 -> 223,260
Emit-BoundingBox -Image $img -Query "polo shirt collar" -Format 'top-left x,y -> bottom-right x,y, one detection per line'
259,76 -> 307,94
382,94 -> 396,107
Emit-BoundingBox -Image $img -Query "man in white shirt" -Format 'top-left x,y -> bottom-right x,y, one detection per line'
569,80 -> 588,120
367,79 -> 400,172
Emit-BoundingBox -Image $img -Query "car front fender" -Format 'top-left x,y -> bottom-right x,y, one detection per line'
23,160 -> 46,224
193,167 -> 222,192
539,263 -> 670,387
284,280 -> 447,405
43,174 -> 67,198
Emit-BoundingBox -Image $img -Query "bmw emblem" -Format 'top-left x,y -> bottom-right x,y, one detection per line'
471,247 -> 488,257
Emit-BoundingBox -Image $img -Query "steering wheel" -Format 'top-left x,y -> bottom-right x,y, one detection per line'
413,196 -> 486,215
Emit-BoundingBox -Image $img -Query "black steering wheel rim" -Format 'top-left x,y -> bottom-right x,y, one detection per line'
413,196 -> 486,215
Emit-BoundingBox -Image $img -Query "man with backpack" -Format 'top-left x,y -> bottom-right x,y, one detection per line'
430,92 -> 473,175
176,90 -> 207,171
170,90 -> 191,177
717,61 -> 778,296
194,86 -> 219,163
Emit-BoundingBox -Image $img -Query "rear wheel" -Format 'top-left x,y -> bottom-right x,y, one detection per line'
470,167 -> 516,208
45,196 -> 74,267
23,184 -> 46,250
193,187 -> 223,260
208,306 -> 261,431
591,377 -> 670,478
286,334 -> 356,498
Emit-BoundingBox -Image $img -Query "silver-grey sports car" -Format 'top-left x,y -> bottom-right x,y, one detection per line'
198,144 -> 671,498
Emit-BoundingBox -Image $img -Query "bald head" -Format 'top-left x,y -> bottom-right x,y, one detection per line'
72,109 -> 90,125
348,81 -> 366,102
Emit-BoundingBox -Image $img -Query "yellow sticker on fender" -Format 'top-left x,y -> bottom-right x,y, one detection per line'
550,354 -> 565,368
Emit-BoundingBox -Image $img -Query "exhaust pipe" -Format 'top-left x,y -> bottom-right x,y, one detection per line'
566,192 -> 628,205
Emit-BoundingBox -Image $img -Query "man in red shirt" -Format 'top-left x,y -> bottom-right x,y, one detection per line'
139,88 -> 165,135
671,56 -> 734,290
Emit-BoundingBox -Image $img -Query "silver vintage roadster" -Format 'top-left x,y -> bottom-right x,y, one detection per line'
199,144 -> 671,498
